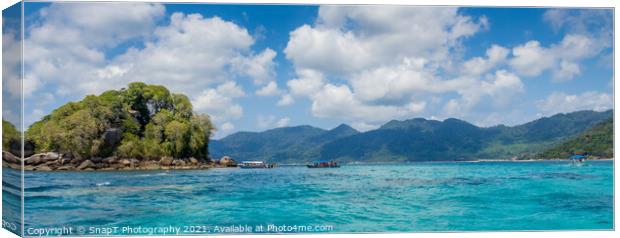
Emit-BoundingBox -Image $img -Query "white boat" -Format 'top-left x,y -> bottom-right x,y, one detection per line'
238,161 -> 275,169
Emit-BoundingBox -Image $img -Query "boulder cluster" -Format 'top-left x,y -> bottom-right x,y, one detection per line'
2,151 -> 240,171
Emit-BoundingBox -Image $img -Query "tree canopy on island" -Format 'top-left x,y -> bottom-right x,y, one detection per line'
26,82 -> 215,159
2,120 -> 20,150
535,117 -> 613,159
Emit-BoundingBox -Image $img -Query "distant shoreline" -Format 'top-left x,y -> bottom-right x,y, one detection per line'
3,151 -> 613,172
262,158 -> 615,166
476,158 -> 614,162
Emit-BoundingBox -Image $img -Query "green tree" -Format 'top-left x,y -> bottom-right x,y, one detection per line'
188,114 -> 214,158
172,93 -> 193,120
164,120 -> 190,158
117,133 -> 143,159
58,110 -> 99,157
2,120 -> 20,151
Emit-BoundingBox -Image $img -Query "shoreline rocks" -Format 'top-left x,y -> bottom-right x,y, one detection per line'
2,151 -> 236,171
218,156 -> 237,167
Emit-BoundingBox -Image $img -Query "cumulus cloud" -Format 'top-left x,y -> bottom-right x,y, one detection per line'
509,41 -> 555,77
192,82 -> 245,136
108,12 -> 276,95
277,7 -> 610,131
3,27 -> 24,127
24,2 -> 274,96
311,83 -> 427,123
508,9 -> 611,81
276,117 -> 291,127
462,44 -> 509,76
350,58 -> 450,103
255,81 -> 281,96
231,48 -> 277,85
192,82 -> 244,120
537,91 -> 613,116
283,6 -> 503,129
257,115 -> 291,129
277,94 -> 294,106
286,69 -> 325,97
285,6 -> 487,76
218,122 -> 236,136
443,70 -> 524,117
2,29 -> 22,99
280,6 -> 610,130
509,34 -> 602,81
35,3 -> 165,48
544,9 -> 612,44
24,3 -> 166,97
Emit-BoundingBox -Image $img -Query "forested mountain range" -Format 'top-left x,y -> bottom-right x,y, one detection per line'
210,110 -> 613,163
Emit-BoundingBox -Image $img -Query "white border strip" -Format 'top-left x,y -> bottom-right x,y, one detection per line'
0,1 -> 617,238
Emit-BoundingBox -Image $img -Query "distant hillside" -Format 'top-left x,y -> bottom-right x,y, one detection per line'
320,118 -> 487,162
211,110 -> 613,163
534,118 -> 613,159
210,124 -> 359,163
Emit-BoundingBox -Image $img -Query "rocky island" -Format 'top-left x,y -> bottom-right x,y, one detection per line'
2,151 -> 239,171
1,82 -> 240,171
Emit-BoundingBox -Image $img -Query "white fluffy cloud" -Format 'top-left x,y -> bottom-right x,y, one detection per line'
277,94 -> 294,106
443,70 -> 524,117
508,9 -> 611,82
218,122 -> 236,135
276,117 -> 291,127
281,7 -> 610,130
537,91 -> 613,116
350,58 -> 453,103
281,6 -> 610,130
232,48 -> 277,85
192,81 -> 245,133
2,30 -> 22,99
286,69 -> 325,97
24,3 -> 166,96
283,6 -> 502,129
509,34 -> 600,81
256,81 -> 281,96
285,6 -> 486,76
462,44 -> 509,76
544,9 -> 612,45
311,83 -> 427,123
509,41 -> 555,77
2,29 -> 22,126
108,12 -> 276,95
34,3 -> 165,48
256,115 -> 291,129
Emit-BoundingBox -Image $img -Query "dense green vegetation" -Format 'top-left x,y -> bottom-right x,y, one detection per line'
535,118 -> 613,159
26,82 -> 214,159
211,110 -> 613,162
2,120 -> 20,150
210,124 -> 359,162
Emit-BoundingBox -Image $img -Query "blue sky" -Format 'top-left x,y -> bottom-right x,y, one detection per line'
2,3 -> 613,138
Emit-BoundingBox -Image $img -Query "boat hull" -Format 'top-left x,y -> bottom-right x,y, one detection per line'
307,165 -> 340,168
238,163 -> 275,169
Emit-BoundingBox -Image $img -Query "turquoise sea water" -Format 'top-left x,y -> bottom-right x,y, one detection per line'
4,161 -> 615,235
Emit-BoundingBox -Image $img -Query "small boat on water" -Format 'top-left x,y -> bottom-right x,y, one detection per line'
570,154 -> 587,166
307,161 -> 340,168
238,161 -> 276,169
